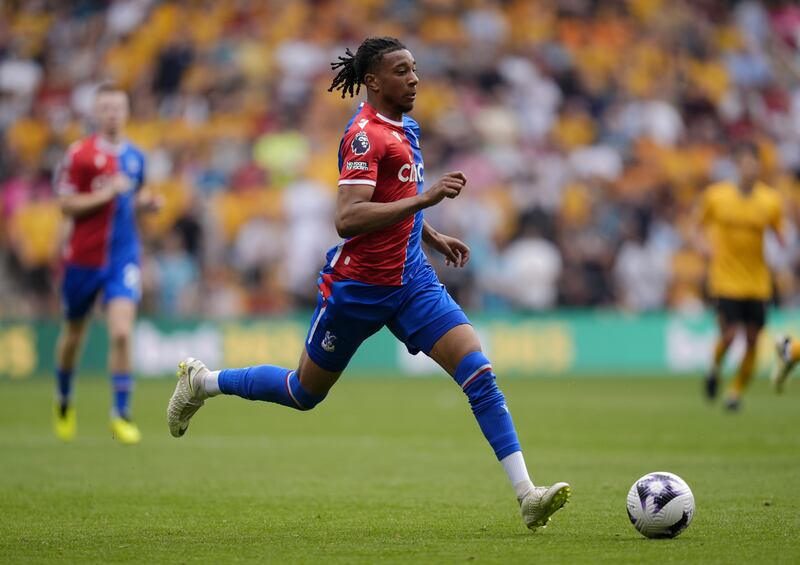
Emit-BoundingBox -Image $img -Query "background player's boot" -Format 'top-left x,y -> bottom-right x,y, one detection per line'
703,368 -> 719,401
167,358 -> 210,437
54,404 -> 76,442
771,335 -> 795,394
110,416 -> 141,445
519,482 -> 571,531
724,395 -> 741,412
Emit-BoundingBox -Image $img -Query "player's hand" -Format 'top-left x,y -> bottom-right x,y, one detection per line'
431,233 -> 470,268
109,173 -> 131,195
421,171 -> 467,208
137,191 -> 165,213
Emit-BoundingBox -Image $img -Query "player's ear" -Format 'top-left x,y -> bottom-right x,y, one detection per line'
363,72 -> 379,93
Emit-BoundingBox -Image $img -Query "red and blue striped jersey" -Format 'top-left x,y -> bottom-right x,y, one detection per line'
54,134 -> 146,268
325,102 -> 425,286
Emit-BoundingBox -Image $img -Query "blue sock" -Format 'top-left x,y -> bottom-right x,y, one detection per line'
111,373 -> 133,419
454,351 -> 521,460
55,368 -> 73,411
218,365 -> 326,411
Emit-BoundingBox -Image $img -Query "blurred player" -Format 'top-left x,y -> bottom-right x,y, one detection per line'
697,142 -> 784,410
53,83 -> 161,444
168,37 -> 570,531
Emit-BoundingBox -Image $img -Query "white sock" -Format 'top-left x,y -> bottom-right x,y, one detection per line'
204,370 -> 221,397
501,451 -> 534,500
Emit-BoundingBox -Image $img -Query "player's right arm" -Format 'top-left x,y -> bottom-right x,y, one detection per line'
58,179 -> 125,218
54,146 -> 126,218
335,172 -> 466,238
693,186 -> 714,259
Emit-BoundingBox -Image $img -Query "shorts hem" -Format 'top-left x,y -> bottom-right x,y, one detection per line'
304,343 -> 349,373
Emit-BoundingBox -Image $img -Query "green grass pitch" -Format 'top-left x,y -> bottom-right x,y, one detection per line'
1,375 -> 798,564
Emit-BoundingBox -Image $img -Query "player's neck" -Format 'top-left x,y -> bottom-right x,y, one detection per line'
99,131 -> 123,145
739,179 -> 757,194
367,97 -> 403,123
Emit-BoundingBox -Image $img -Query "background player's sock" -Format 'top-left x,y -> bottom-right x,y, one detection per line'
730,348 -> 757,397
218,366 -> 326,410
111,373 -> 133,419
55,368 -> 73,416
501,451 -> 535,500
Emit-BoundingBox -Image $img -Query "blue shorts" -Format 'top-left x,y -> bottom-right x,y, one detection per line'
61,261 -> 141,320
305,262 -> 470,372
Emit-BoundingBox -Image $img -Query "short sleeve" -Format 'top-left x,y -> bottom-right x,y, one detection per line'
338,127 -> 383,188
53,144 -> 82,196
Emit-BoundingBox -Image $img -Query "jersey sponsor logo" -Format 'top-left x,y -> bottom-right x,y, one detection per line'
398,162 -> 424,183
321,331 -> 337,353
346,161 -> 369,171
351,131 -> 370,155
358,119 -> 369,129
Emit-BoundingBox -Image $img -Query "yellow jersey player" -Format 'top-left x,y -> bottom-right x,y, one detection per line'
697,142 -> 785,411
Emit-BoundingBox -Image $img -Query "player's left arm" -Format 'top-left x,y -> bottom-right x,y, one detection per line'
422,221 -> 470,268
132,154 -> 163,214
770,195 -> 786,247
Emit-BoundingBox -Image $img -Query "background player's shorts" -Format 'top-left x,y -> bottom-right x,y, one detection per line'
714,297 -> 766,328
305,262 -> 470,372
62,261 -> 142,320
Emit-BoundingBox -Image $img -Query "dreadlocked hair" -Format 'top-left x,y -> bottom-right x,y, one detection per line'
328,37 -> 407,98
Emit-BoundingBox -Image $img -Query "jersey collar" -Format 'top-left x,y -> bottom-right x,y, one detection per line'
362,102 -> 404,128
94,134 -> 128,155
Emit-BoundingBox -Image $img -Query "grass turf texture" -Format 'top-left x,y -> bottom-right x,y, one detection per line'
1,375 -> 798,564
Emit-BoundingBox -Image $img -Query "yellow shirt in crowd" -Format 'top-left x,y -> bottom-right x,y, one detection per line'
699,180 -> 783,300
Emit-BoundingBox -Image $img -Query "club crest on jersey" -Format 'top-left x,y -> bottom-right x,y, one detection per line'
321,331 -> 337,353
351,131 -> 370,155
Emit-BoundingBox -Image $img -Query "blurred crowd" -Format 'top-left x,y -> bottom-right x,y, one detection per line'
2,0 -> 800,318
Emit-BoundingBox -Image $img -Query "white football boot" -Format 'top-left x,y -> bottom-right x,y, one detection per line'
167,358 -> 211,437
520,482 -> 571,531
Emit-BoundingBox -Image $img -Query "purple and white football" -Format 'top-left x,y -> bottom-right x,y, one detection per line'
626,472 -> 695,539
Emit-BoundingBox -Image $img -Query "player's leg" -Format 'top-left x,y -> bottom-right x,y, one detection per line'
53,317 -> 90,441
167,277 -> 387,437
705,300 -> 738,401
726,301 -> 765,410
388,264 -> 568,531
53,265 -> 102,441
771,333 -> 799,393
427,324 -> 569,531
104,262 -> 143,443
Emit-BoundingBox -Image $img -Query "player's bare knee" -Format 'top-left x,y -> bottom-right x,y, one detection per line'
109,328 -> 131,350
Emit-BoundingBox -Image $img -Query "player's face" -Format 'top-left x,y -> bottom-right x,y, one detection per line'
374,49 -> 418,113
95,91 -> 129,135
735,150 -> 759,182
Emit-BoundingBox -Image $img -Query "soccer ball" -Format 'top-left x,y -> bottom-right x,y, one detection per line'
626,472 -> 694,539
